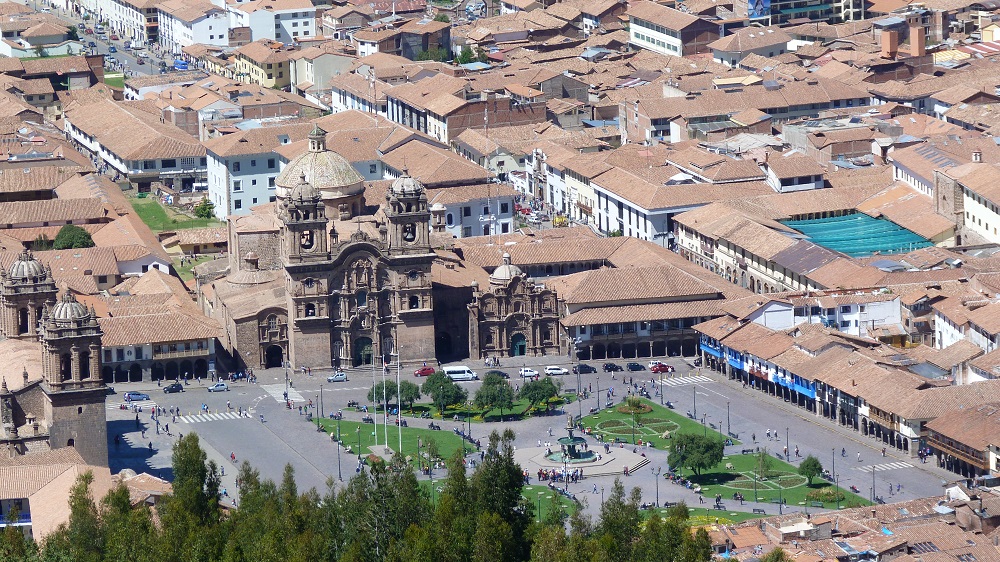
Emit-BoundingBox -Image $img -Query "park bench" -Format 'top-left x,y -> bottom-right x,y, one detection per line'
811,502 -> 825,508
753,508 -> 766,515
713,505 -> 726,511
770,499 -> 782,504
663,502 -> 677,508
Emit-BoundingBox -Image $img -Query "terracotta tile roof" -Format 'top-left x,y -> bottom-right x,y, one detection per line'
92,213 -> 169,263
561,299 -> 726,326
161,226 -> 228,247
0,165 -> 78,193
19,21 -> 68,37
380,139 -> 487,186
719,321 -> 794,360
558,265 -> 722,305
857,182 -> 955,240
0,337 -> 42,391
965,301 -> 1000,335
692,315 -> 743,341
54,174 -> 131,217
20,55 -> 93,77
236,39 -> 295,64
0,223 -> 102,243
0,197 -> 110,226
99,307 -> 220,346
924,339 -> 983,370
902,379 -> 1000,419
428,183 -> 517,206
227,0 -> 314,14
627,1 -> 702,30
158,0 -> 224,23
708,26 -> 791,52
763,154 -> 824,178
204,123 -> 312,158
64,98 -> 205,161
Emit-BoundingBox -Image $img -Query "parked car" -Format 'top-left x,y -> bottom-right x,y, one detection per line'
88,41 -> 96,48
163,383 -> 184,394
573,364 -> 597,374
651,363 -> 674,374
136,57 -> 145,65
108,45 -> 117,53
207,382 -> 229,392
327,371 -> 347,382
109,34 -> 119,41
544,366 -> 569,376
77,23 -> 86,30
519,367 -> 539,378
484,370 -> 509,379
602,362 -> 623,372
124,391 -> 149,401
413,366 -> 435,377
626,362 -> 645,371
648,360 -> 663,369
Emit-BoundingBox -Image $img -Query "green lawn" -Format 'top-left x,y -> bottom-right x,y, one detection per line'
104,74 -> 125,89
581,398 -> 738,449
678,453 -> 869,510
130,196 -> 223,232
522,484 -> 578,522
173,254 -> 214,282
317,417 -> 467,469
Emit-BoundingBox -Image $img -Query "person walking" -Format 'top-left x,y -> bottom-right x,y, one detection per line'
857,452 -> 862,462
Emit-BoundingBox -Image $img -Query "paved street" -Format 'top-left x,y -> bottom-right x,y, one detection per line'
106,355 -> 958,516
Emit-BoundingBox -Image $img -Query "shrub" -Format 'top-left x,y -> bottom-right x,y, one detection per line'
805,487 -> 845,503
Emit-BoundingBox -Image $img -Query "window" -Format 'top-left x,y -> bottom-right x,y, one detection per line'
268,177 -> 275,187
292,21 -> 298,26
579,325 -> 587,334
233,180 -> 242,191
462,206 -> 471,217
116,349 -> 125,361
501,222 -> 509,233
25,95 -> 32,101
251,179 -> 257,186
161,159 -> 177,168
840,305 -> 851,313
357,290 -> 368,308
500,202 -> 509,214
446,213 -> 454,226
268,158 -> 276,169
483,206 -> 489,216
463,226 -> 472,237
104,349 -> 112,362
252,198 -> 258,204
143,160 -> 156,169
305,303 -> 316,317
267,74 -> 273,79
250,159 -> 256,167
369,164 -> 377,174
409,295 -> 419,309
200,157 -> 206,166
232,161 -> 241,172
840,320 -> 850,328
235,199 -> 242,209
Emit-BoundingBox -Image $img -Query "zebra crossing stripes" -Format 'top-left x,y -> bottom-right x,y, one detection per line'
856,461 -> 913,472
177,411 -> 245,424
107,400 -> 156,410
658,375 -> 713,387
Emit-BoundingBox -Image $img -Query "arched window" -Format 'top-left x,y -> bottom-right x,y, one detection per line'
305,303 -> 316,317
357,290 -> 368,308
446,213 -> 454,226
409,295 -> 419,309
300,230 -> 314,250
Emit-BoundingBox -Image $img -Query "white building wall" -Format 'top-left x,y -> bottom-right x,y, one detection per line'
963,190 -> 1000,244
207,151 -> 280,218
934,310 -> 965,349
629,17 -> 682,56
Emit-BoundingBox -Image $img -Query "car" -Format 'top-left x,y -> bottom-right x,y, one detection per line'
573,364 -> 597,374
602,362 -> 623,372
136,57 -> 145,65
626,362 -> 645,371
105,56 -> 116,64
544,366 -> 569,376
85,27 -> 93,35
327,371 -> 347,382
124,391 -> 149,401
207,382 -> 229,392
413,366 -> 435,377
485,370 -> 509,379
77,23 -> 86,30
648,360 -> 664,369
108,46 -> 117,53
163,383 -> 184,393
88,41 -> 96,48
109,34 -> 119,41
106,386 -> 116,395
519,367 -> 539,378
651,363 -> 672,374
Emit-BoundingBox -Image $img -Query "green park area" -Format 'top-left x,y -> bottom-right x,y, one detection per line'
104,73 -> 125,89
129,195 -> 224,233
316,417 -> 466,471
581,398 -> 737,449
173,254 -> 214,282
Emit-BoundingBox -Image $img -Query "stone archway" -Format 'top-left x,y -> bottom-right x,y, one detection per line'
592,343 -> 606,359
114,366 -> 128,383
652,341 -> 667,357
265,345 -> 284,368
180,360 -> 194,379
353,337 -> 374,367
128,363 -> 142,382
102,366 -> 113,383
165,362 -> 179,380
436,332 -> 453,359
151,363 -> 164,381
607,343 -> 621,358
509,333 -> 527,356
194,359 -> 209,378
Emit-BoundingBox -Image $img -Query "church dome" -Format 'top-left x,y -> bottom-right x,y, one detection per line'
8,249 -> 45,281
275,124 -> 363,199
50,292 -> 89,322
390,171 -> 422,198
490,253 -> 523,284
289,172 -> 319,202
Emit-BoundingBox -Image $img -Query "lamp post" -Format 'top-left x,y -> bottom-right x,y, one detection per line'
284,361 -> 289,396
693,386 -> 697,419
574,337 -> 583,420
337,416 -> 342,481
356,426 -> 361,460
316,393 -> 321,431
537,491 -> 545,522
652,466 -> 661,507
596,377 -> 600,412
703,414 -> 709,437
601,486 -> 604,505
726,401 -> 731,439
563,454 -> 569,491
659,369 -> 664,405
831,448 -> 836,509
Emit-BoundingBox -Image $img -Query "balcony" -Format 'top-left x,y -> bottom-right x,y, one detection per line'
153,347 -> 210,360
928,436 -> 988,470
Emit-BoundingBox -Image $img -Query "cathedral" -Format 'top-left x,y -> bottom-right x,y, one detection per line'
0,250 -> 109,467
206,126 -> 436,369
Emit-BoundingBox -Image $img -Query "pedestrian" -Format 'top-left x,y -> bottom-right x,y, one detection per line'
141,429 -> 146,439
897,483 -> 901,493
148,442 -> 153,451
857,452 -> 862,462
548,427 -> 552,436
752,432 -> 756,443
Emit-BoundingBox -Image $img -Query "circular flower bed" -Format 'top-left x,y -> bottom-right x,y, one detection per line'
617,403 -> 652,415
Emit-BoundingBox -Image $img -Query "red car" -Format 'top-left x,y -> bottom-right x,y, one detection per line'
413,366 -> 435,377
651,363 -> 673,374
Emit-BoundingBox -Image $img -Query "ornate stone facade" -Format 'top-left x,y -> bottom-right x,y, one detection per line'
468,254 -> 561,359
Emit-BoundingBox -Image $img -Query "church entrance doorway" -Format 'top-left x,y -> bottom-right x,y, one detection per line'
265,345 -> 284,369
354,337 -> 374,366
510,333 -> 527,356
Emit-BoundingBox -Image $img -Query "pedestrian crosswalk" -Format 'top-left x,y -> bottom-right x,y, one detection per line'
261,384 -> 305,403
177,411 -> 246,424
107,400 -> 157,410
856,461 -> 913,472
658,375 -> 713,387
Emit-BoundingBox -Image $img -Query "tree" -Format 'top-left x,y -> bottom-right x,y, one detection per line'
760,547 -> 796,562
668,433 -> 724,477
68,26 -> 80,41
457,45 -> 477,64
193,197 -> 215,219
32,234 -> 53,250
518,377 -> 558,412
798,455 -> 823,485
398,380 -> 421,410
434,13 -> 450,22
367,379 -> 398,410
416,46 -> 449,62
422,372 -> 468,416
597,478 -> 641,562
474,373 -> 514,419
53,224 -> 95,249
756,448 -> 775,479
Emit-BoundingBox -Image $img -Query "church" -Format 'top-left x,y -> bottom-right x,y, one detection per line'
205,126 -> 437,370
0,249 -> 109,467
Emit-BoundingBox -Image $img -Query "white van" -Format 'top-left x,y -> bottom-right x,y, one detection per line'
443,366 -> 478,381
